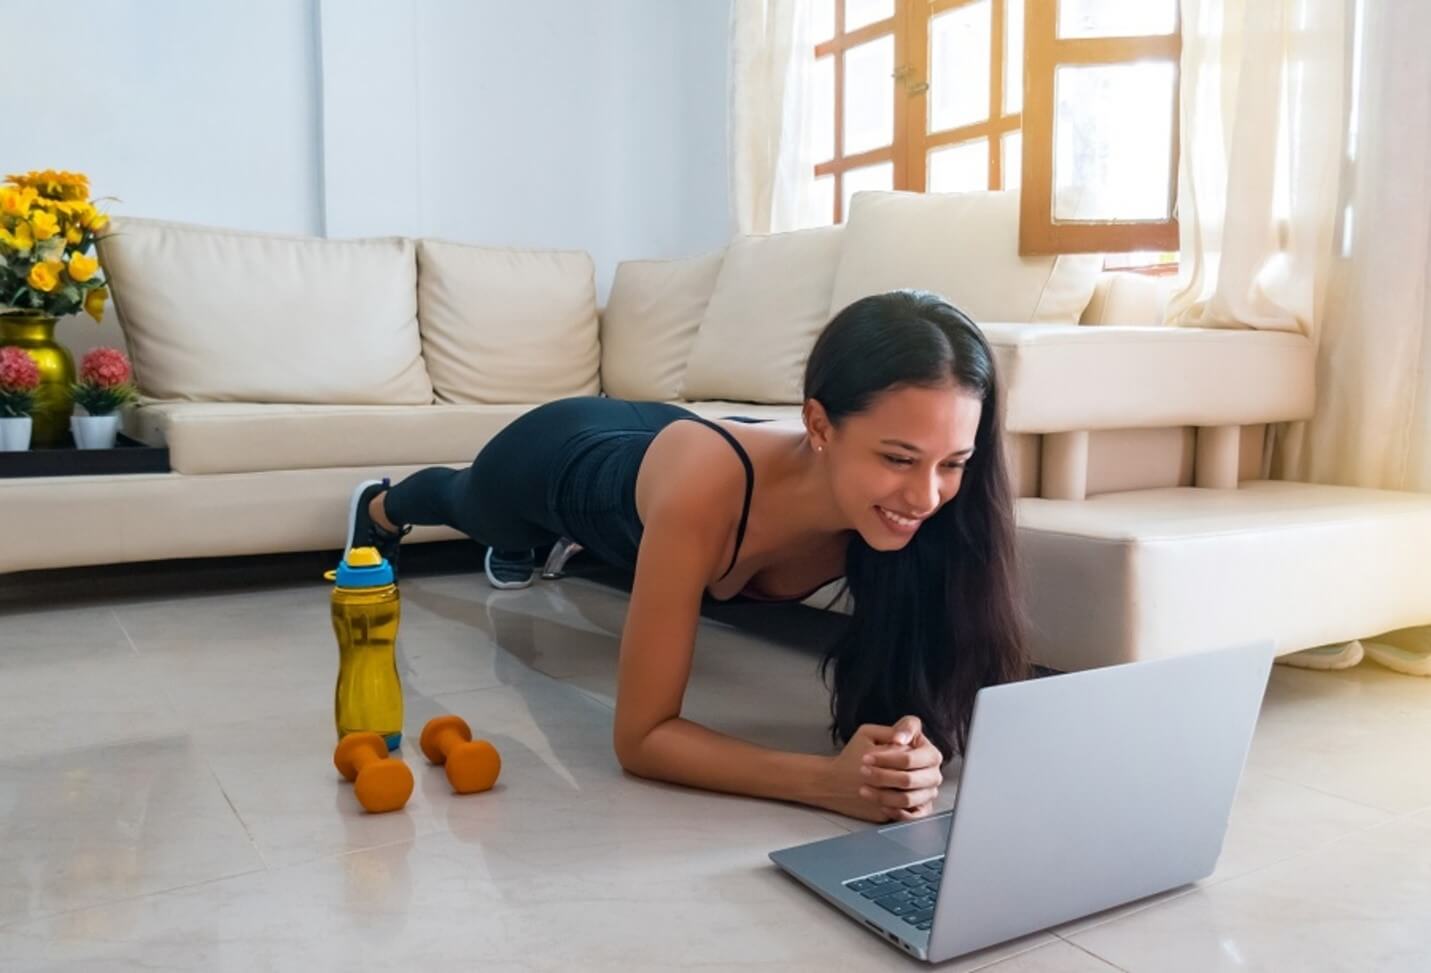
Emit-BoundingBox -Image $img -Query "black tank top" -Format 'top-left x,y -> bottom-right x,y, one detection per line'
548,415 -> 755,580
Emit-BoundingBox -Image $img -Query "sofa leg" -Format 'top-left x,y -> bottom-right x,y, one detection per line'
541,537 -> 584,580
1040,431 -> 1089,501
1195,425 -> 1241,489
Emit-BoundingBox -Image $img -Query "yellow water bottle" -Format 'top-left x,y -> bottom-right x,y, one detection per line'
327,546 -> 403,750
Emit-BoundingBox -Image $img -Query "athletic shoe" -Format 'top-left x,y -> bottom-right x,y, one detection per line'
485,547 -> 536,589
346,478 -> 409,573
1275,640 -> 1365,670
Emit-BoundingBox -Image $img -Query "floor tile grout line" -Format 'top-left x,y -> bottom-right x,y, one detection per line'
966,937 -> 1071,971
110,605 -> 197,740
1050,802 -> 1431,944
111,607 -> 146,663
1057,935 -> 1133,972
0,862 -> 270,934
113,605 -> 275,871
1253,768 -> 1418,815
0,826 -> 441,936
1048,885 -> 1201,942
208,762 -> 272,871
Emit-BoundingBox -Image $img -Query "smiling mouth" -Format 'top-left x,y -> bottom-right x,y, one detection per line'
875,505 -> 927,529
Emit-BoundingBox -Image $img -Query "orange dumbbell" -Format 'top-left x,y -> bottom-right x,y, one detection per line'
420,715 -> 502,794
333,732 -> 414,813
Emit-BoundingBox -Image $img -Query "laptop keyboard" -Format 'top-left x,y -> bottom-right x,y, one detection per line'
843,857 -> 944,932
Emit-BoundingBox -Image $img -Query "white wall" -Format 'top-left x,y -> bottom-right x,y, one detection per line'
322,0 -> 731,298
1,0 -> 326,356
1,0 -> 731,356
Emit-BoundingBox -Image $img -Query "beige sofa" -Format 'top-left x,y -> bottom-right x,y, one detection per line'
5,190 -> 1429,672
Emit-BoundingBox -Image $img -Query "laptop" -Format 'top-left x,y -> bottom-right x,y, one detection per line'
769,642 -> 1274,962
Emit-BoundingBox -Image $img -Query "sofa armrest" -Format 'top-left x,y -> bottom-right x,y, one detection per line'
981,322 -> 1315,434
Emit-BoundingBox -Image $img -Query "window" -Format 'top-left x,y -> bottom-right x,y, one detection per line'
809,0 -> 1180,256
1019,0 -> 1181,253
812,0 -> 900,223
907,0 -> 1024,195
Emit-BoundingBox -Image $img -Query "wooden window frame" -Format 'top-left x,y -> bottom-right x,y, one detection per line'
1018,0 -> 1182,255
814,6 -> 902,224
814,1 -> 1020,223
904,0 -> 1023,195
811,0 -> 1182,258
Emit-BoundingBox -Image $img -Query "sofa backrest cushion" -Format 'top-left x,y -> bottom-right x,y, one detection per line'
679,225 -> 844,404
828,190 -> 1102,325
1079,271 -> 1176,326
600,250 -> 724,401
416,240 -> 599,404
99,217 -> 433,404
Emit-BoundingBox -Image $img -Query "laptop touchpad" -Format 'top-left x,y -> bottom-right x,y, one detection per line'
878,813 -> 953,858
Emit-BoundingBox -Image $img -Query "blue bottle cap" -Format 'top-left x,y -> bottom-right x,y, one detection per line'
332,546 -> 395,588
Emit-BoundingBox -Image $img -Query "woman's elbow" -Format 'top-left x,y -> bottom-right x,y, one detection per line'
612,727 -> 650,776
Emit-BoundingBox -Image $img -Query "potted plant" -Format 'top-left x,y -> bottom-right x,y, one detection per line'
0,345 -> 40,451
0,170 -> 111,447
70,347 -> 136,449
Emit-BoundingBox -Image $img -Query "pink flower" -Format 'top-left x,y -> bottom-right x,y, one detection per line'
0,346 -> 41,392
79,347 -> 132,388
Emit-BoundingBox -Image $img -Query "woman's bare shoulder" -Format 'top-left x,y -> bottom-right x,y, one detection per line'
636,418 -> 750,521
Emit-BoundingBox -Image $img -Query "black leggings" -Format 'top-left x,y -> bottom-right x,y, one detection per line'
380,397 -> 693,555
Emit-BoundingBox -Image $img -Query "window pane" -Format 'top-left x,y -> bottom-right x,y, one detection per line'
845,0 -> 894,31
842,161 -> 894,218
813,56 -> 836,163
844,35 -> 895,155
1001,130 -> 1022,189
813,0 -> 836,43
1057,0 -> 1178,38
1054,62 -> 1175,221
928,139 -> 989,193
1005,0 -> 1024,114
930,0 -> 991,133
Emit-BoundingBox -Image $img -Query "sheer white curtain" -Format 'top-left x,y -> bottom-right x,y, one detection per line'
1167,0 -> 1349,336
1171,0 -> 1431,495
728,0 -> 822,235
1278,0 -> 1431,492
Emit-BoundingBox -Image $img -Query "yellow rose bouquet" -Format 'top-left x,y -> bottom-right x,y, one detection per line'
0,170 -> 111,322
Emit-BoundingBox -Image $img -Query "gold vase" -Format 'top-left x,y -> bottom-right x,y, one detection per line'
0,312 -> 75,448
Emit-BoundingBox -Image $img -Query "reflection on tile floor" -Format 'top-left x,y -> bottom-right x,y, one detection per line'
1,562 -> 1429,970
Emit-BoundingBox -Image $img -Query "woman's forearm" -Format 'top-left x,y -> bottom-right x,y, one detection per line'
620,717 -> 835,808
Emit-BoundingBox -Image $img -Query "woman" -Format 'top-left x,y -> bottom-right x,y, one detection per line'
345,290 -> 1029,822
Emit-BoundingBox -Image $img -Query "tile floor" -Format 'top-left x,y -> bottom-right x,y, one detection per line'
1,559 -> 1429,971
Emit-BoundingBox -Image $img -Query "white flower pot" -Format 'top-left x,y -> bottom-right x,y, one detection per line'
71,414 -> 120,449
0,415 -> 32,451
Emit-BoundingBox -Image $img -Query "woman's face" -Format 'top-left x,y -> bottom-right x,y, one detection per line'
812,384 -> 983,551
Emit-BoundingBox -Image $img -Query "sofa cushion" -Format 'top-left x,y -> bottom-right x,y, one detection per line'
127,401 -> 537,475
1018,481 -> 1431,670
680,226 -> 844,404
417,240 -> 600,404
98,217 -> 433,405
980,323 -> 1315,432
0,464 -> 466,575
1080,272 -> 1177,326
677,401 -> 803,422
600,251 -> 724,400
828,191 -> 1102,324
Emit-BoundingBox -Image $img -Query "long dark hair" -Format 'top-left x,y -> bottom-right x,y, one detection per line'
809,290 -> 1029,761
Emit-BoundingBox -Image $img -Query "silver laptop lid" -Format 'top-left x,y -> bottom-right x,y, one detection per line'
927,642 -> 1274,962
